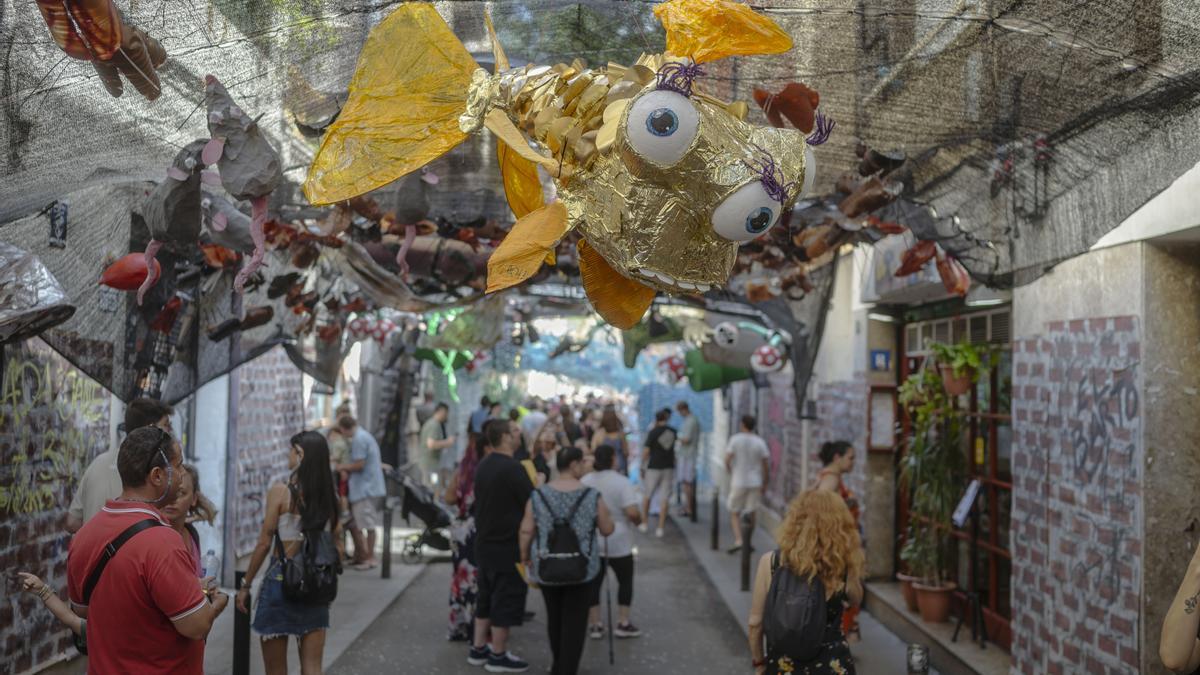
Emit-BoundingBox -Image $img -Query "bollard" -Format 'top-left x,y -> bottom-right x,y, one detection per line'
689,485 -> 698,524
906,643 -> 930,674
381,501 -> 393,580
233,571 -> 250,675
739,512 -> 755,592
710,489 -> 719,551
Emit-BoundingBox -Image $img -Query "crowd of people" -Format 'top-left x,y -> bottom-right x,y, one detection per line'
15,389 -> 869,675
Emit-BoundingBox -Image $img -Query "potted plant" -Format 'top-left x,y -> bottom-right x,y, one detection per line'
896,525 -> 924,612
930,341 -> 993,396
898,368 -> 967,623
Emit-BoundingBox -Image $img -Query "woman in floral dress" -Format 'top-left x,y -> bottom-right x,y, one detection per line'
445,434 -> 482,641
748,490 -> 864,675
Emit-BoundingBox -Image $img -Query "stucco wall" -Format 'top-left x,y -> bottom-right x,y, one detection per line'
1140,243 -> 1200,675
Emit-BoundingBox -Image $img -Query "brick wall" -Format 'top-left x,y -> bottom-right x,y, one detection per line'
233,347 -> 304,557
1010,317 -> 1142,674
0,339 -> 111,674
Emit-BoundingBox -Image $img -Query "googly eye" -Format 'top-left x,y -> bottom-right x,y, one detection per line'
184,157 -> 197,170
625,90 -> 699,166
711,181 -> 781,243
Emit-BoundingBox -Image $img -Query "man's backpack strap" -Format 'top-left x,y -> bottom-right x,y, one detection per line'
81,519 -> 164,605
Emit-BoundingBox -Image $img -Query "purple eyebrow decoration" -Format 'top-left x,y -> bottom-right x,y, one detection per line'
806,111 -> 835,146
745,152 -> 796,204
655,62 -> 706,98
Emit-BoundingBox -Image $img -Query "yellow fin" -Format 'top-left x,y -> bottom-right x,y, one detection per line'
486,202 -> 569,293
484,11 -> 509,73
498,139 -> 545,219
653,0 -> 793,63
485,109 -> 559,171
304,3 -> 478,205
578,239 -> 656,329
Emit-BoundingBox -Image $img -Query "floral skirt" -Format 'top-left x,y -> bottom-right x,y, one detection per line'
252,559 -> 330,639
767,641 -> 855,675
448,522 -> 478,640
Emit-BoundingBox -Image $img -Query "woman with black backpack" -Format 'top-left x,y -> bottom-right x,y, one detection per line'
748,490 -> 864,675
237,431 -> 340,675
519,446 -> 615,675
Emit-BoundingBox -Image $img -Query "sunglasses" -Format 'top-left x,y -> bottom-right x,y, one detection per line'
144,427 -> 173,477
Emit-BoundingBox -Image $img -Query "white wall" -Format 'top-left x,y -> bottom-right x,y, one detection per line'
192,375 -> 230,582
813,249 -> 868,385
1091,160 -> 1200,249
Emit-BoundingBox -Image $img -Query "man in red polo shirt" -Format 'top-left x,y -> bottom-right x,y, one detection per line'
68,426 -> 228,674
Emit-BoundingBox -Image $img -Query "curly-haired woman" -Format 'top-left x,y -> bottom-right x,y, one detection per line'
748,490 -> 865,675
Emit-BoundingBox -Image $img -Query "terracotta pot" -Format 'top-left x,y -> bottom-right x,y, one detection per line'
939,364 -> 972,396
896,573 -> 919,612
913,581 -> 957,623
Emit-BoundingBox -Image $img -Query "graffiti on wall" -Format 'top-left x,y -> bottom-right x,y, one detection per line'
0,339 -> 112,674
1011,317 -> 1142,674
0,341 -> 109,514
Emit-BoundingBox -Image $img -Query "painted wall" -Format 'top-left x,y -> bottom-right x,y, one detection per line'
0,339 -> 111,674
232,347 -> 304,558
1009,242 -> 1145,674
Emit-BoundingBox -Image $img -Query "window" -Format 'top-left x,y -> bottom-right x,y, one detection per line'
898,308 -> 1013,650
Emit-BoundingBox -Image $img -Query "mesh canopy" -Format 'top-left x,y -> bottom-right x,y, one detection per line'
5,1 -> 1199,279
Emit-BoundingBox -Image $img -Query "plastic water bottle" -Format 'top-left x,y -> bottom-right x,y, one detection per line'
203,550 -> 221,581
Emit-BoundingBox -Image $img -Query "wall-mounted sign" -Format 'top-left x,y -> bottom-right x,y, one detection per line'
870,349 -> 891,372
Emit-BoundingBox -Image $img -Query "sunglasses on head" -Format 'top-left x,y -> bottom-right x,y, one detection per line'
144,426 -> 173,477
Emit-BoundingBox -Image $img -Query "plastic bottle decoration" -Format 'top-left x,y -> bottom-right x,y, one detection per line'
658,354 -> 688,385
304,0 -> 822,329
935,249 -> 971,297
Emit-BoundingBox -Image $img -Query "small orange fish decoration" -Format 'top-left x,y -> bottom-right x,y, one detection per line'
99,252 -> 161,291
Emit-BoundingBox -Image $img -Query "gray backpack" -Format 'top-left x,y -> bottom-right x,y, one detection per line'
764,550 -> 827,663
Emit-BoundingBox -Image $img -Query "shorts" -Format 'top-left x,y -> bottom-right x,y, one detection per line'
475,566 -> 528,628
676,454 -> 696,483
727,486 -> 762,515
351,496 -> 385,529
252,560 -> 330,638
643,468 -> 674,504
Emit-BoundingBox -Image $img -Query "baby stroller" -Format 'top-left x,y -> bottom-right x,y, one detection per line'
387,466 -> 454,564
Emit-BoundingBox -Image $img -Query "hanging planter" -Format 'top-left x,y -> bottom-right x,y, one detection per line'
939,363 -> 972,396
930,341 -> 994,397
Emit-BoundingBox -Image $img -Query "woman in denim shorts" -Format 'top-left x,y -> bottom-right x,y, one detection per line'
237,431 -> 339,675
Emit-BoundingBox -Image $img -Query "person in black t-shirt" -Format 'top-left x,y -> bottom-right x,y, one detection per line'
639,409 -> 677,538
469,419 -> 534,672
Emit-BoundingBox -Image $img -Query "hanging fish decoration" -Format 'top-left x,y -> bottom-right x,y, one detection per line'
304,0 -> 827,329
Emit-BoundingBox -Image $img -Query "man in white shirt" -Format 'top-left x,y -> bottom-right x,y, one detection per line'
519,399 -> 548,450
582,444 -> 643,639
675,401 -> 701,518
723,414 -> 770,554
66,398 -> 174,533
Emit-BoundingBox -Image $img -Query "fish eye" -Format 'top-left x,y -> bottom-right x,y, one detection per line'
711,181 -> 781,243
625,90 -> 699,166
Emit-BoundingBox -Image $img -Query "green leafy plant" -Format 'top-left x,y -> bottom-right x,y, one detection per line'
897,365 -> 967,587
930,341 -> 996,382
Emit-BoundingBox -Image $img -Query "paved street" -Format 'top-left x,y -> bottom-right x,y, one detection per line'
330,520 -> 751,675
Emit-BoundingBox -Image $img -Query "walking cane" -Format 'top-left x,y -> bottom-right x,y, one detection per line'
605,538 -> 614,665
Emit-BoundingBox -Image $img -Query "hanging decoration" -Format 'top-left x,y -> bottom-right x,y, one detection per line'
304,0 -> 824,329
35,0 -> 167,100
658,354 -> 687,385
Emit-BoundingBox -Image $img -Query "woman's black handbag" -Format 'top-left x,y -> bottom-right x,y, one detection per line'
275,527 -> 341,605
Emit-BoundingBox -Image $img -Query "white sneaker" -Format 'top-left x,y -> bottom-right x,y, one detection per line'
655,527 -> 664,538
637,523 -> 648,533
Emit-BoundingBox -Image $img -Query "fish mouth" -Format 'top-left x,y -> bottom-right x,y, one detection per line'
631,267 -> 712,294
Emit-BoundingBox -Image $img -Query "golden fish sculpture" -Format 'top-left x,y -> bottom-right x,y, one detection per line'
304,0 -> 827,329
